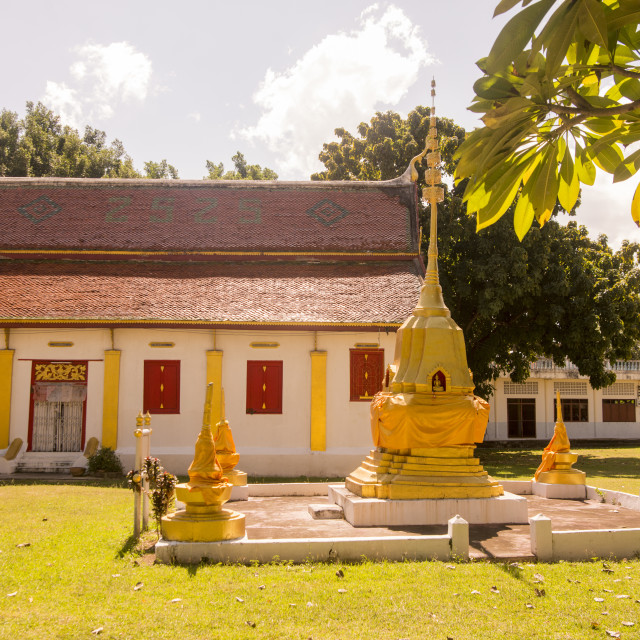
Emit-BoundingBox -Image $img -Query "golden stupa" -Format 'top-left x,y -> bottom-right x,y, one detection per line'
346,81 -> 503,500
214,389 -> 247,488
161,383 -> 245,542
534,392 -> 586,485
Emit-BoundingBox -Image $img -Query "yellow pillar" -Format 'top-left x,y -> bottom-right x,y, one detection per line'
310,350 -> 327,451
101,350 -> 121,450
206,350 -> 224,426
0,350 -> 15,449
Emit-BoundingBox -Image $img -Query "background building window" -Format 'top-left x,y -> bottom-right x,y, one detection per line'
247,361 -> 283,414
554,398 -> 588,422
144,360 -> 180,414
602,399 -> 636,422
350,349 -> 384,401
507,398 -> 536,438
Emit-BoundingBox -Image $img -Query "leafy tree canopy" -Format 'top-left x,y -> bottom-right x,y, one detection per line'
205,151 -> 278,180
454,0 -> 640,239
314,107 -> 640,396
143,159 -> 179,179
0,102 -> 139,178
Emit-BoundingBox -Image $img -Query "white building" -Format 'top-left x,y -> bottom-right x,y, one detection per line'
0,176 -> 422,475
486,359 -> 640,442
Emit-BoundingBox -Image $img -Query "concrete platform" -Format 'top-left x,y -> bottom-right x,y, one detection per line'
330,484 -> 529,526
532,481 -> 587,500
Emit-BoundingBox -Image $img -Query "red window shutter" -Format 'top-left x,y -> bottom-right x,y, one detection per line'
350,349 -> 384,401
247,361 -> 283,414
144,360 -> 180,414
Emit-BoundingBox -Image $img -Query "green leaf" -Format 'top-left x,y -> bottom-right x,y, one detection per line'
558,144 -> 580,211
607,1 -> 640,30
473,75 -> 520,100
494,0 -> 524,17
485,0 -> 556,74
578,0 -> 609,49
576,148 -> 597,185
613,148 -> 640,183
540,3 -> 580,78
588,141 -> 624,173
618,77 -> 640,101
633,181 -> 640,227
530,145 -> 558,225
513,191 -> 535,240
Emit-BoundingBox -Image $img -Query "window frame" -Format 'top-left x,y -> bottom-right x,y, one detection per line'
246,360 -> 283,414
143,360 -> 181,415
349,348 -> 385,402
554,398 -> 589,423
602,399 -> 636,423
506,397 -> 537,438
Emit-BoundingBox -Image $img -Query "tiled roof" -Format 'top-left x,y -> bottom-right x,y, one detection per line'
0,259 -> 423,326
0,178 -> 419,254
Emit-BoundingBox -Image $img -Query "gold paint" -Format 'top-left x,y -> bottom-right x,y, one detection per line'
35,363 -> 86,381
0,350 -> 15,448
101,350 -> 121,450
149,342 -> 175,348
160,365 -> 164,372
310,350 -> 327,451
262,402 -> 266,409
47,341 -> 73,347
214,388 -> 246,485
206,350 -> 223,426
162,383 -> 245,542
2,318 -> 402,328
4,328 -> 9,350
160,383 -> 164,392
534,392 -> 586,485
250,342 -> 279,348
355,343 -> 379,349
262,365 -> 266,372
262,383 -> 266,391
346,80 -> 499,500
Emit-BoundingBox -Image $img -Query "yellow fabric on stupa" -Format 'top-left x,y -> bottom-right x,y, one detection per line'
371,392 -> 490,449
187,426 -> 227,504
534,420 -> 571,481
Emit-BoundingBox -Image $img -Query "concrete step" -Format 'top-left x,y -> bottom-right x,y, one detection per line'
15,452 -> 79,474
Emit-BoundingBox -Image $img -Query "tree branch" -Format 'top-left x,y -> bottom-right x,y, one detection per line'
549,97 -> 640,118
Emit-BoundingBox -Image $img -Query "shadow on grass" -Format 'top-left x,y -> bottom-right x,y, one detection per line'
118,534 -> 140,558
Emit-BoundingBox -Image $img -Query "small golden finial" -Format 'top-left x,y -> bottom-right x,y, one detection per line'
144,410 -> 151,427
136,411 -> 143,427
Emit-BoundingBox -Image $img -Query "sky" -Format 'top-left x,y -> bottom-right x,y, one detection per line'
2,0 -> 638,249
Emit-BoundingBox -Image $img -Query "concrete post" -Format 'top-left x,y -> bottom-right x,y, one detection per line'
448,514 -> 469,560
529,513 -> 553,561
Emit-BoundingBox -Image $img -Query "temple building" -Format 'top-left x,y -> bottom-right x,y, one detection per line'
0,176 -> 423,475
0,176 -> 638,476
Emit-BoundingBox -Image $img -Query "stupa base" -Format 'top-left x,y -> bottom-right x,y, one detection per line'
224,469 -> 248,486
532,481 -> 587,499
330,484 -> 527,526
161,508 -> 246,542
346,447 -> 504,500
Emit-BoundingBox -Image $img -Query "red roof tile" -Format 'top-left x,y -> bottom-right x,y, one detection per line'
0,178 -> 419,254
0,259 -> 423,326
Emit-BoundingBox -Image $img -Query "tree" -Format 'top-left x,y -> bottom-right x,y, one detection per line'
454,0 -> 640,239
205,151 -> 278,180
143,159 -> 179,179
313,107 -> 640,396
0,102 -> 139,178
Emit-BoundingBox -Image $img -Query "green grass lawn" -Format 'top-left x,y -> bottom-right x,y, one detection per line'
1,446 -> 640,639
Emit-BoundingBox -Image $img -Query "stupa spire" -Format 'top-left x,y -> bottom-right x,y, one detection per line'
415,78 -> 448,318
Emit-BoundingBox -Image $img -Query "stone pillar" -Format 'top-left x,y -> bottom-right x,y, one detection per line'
448,514 -> 469,560
206,350 -> 224,426
101,350 -> 121,450
310,350 -> 327,451
529,513 -> 553,561
0,350 -> 15,448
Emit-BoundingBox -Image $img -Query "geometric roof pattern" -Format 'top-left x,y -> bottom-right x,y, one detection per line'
0,177 -> 419,254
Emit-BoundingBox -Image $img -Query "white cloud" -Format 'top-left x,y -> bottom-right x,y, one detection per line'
43,42 -> 152,128
575,174 -> 640,249
238,4 -> 434,179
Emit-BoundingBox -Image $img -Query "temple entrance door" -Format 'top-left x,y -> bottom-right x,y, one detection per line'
28,361 -> 88,452
31,399 -> 84,452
